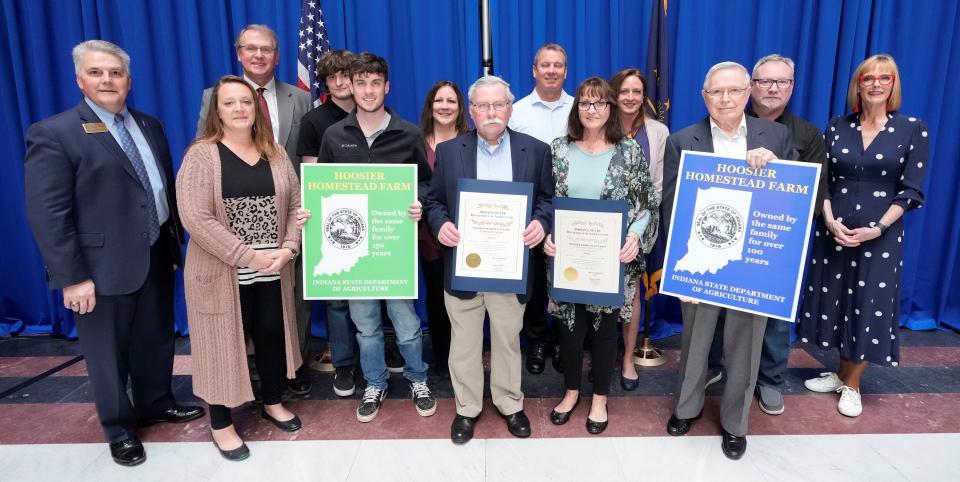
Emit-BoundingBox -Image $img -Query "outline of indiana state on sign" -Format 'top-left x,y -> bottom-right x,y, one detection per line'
674,186 -> 752,275
314,193 -> 369,276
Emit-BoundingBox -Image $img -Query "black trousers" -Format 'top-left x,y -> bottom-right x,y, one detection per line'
559,305 -> 619,396
423,257 -> 451,374
210,280 -> 287,430
522,246 -> 556,345
75,239 -> 176,443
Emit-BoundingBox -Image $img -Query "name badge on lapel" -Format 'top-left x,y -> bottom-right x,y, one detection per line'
82,122 -> 108,134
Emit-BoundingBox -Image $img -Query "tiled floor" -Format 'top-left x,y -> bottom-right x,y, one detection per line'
1,329 -> 959,481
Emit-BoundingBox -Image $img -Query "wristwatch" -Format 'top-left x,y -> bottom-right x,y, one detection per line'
876,222 -> 889,234
287,247 -> 299,259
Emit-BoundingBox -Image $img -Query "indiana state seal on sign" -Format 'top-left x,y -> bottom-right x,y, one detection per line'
694,203 -> 744,249
324,208 -> 366,250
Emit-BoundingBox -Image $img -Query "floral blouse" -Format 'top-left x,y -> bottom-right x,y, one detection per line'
547,136 -> 659,330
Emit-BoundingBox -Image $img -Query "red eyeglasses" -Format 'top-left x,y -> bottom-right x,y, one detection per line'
858,73 -> 896,86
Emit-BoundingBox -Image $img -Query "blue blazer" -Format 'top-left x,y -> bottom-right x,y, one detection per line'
24,100 -> 182,295
424,128 -> 554,303
661,116 -> 796,236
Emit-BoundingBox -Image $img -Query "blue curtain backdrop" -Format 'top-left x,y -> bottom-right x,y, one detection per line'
2,0 -> 958,338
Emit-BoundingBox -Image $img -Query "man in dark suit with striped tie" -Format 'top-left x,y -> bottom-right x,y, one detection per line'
24,40 -> 203,466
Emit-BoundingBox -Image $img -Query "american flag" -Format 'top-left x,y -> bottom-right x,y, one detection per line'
297,0 -> 331,105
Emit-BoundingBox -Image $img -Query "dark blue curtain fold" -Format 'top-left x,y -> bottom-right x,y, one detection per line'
2,0 -> 958,338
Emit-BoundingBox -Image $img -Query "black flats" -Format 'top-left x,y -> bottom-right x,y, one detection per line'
586,415 -> 608,434
213,439 -> 250,461
549,397 -> 580,425
261,409 -> 303,432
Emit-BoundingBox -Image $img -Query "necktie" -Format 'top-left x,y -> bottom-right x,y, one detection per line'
257,87 -> 274,140
114,113 -> 160,244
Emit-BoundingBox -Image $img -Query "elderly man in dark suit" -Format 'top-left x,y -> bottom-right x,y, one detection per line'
24,40 -> 203,466
425,75 -> 554,445
196,23 -> 314,396
661,61 -> 796,460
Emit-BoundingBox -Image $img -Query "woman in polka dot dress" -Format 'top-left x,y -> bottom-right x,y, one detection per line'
798,54 -> 929,418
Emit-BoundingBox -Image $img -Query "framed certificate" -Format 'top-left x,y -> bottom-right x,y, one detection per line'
550,197 -> 628,307
451,179 -> 533,294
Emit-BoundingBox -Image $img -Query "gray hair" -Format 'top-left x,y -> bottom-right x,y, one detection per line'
235,24 -> 279,49
467,75 -> 515,103
752,54 -> 795,78
72,40 -> 131,76
702,61 -> 750,90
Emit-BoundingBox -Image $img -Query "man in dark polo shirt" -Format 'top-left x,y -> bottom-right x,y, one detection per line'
706,54 -> 827,417
299,50 -> 355,163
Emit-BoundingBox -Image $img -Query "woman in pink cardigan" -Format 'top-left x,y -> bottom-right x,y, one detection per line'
176,75 -> 303,461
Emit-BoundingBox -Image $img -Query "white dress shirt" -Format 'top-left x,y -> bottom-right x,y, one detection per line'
245,75 -> 280,142
710,114 -> 748,158
508,89 -> 574,145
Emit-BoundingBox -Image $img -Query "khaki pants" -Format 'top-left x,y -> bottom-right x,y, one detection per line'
444,292 -> 525,417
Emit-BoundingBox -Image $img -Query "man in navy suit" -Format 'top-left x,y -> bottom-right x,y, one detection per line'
24,40 -> 203,466
425,75 -> 554,444
660,61 -> 796,460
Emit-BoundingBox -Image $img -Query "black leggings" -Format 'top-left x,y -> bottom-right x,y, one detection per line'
209,280 -> 287,430
559,304 -> 619,396
423,257 -> 450,373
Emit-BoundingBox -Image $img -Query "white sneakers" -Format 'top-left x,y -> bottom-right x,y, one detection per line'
837,386 -> 863,417
804,372 -> 863,417
804,372 -> 843,392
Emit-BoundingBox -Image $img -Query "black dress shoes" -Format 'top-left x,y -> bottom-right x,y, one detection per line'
526,343 -> 547,374
549,397 -> 580,425
666,411 -> 702,436
109,438 -> 146,466
261,409 -> 303,432
451,414 -> 478,444
138,405 -> 205,427
213,439 -> 250,461
502,410 -> 531,438
721,428 -> 747,460
551,345 -> 563,373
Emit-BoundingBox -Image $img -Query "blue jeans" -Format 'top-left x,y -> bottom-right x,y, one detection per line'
348,299 -> 428,389
325,300 -> 356,368
707,313 -> 790,388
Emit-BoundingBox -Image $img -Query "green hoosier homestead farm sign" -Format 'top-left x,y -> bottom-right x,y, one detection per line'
301,164 -> 418,299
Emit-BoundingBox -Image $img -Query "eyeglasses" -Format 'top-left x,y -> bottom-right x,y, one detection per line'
703,87 -> 749,98
859,74 -> 895,86
577,101 -> 609,111
239,45 -> 277,55
471,101 -> 510,112
753,79 -> 793,89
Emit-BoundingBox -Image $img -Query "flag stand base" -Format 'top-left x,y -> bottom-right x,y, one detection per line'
634,294 -> 666,367
634,337 -> 666,367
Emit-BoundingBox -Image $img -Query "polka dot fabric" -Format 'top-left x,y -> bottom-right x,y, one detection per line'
798,113 -> 929,365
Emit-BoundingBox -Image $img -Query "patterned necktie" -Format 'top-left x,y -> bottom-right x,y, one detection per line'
114,113 -> 160,244
257,87 -> 274,139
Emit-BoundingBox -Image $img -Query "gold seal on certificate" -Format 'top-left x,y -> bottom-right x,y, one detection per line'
455,191 -> 527,280
553,209 -> 623,294
465,253 -> 481,268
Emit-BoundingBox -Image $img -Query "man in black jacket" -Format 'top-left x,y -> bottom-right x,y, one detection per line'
319,53 -> 435,424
